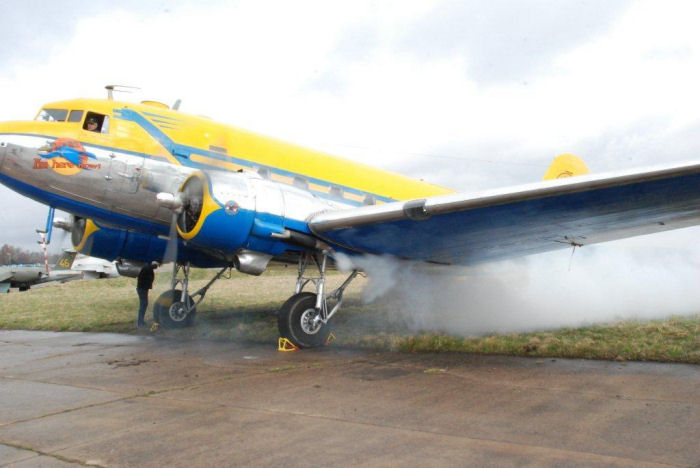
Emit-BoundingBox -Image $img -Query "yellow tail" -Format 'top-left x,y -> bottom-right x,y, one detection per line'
542,154 -> 589,180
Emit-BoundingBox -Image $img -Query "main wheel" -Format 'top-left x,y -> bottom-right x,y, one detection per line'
277,292 -> 331,348
153,289 -> 196,328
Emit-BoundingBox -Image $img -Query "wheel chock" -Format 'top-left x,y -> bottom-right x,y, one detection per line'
149,322 -> 160,333
278,337 -> 299,352
325,332 -> 336,346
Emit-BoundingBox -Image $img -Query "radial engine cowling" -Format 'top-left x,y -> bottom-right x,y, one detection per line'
176,171 -> 258,253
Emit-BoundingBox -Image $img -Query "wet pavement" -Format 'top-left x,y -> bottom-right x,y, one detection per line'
0,330 -> 698,467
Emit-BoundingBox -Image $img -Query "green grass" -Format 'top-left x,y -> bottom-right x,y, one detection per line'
1,267 -> 698,363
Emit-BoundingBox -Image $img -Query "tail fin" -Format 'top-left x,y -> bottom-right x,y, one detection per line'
542,153 -> 589,180
54,250 -> 78,270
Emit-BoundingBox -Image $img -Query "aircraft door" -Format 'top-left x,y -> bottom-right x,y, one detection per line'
106,152 -> 144,194
252,178 -> 284,219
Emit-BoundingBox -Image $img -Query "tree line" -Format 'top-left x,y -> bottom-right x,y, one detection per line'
0,244 -> 61,266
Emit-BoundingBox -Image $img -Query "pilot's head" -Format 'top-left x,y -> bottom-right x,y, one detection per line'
150,261 -> 159,269
86,117 -> 98,131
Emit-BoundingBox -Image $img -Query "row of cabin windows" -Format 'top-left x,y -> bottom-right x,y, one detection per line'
36,108 -> 109,134
256,167 -> 376,205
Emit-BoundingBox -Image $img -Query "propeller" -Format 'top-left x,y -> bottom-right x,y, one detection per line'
156,191 -> 186,266
177,176 -> 204,233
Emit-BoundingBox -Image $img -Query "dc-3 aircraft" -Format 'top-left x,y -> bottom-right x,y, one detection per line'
0,87 -> 698,347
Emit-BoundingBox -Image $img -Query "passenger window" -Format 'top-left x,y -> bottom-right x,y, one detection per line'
83,112 -> 109,133
36,109 -> 68,122
68,110 -> 84,123
293,176 -> 309,190
209,145 -> 227,154
329,185 -> 344,199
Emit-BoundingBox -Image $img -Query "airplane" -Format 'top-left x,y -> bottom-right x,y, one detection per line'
68,251 -> 120,279
0,87 -> 698,346
0,250 -> 81,292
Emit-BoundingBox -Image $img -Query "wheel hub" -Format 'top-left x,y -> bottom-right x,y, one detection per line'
300,308 -> 322,335
168,302 -> 189,322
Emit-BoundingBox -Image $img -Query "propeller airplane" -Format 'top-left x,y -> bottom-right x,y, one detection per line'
1,87 -> 698,346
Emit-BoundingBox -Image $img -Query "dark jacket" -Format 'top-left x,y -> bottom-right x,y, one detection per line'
136,265 -> 155,290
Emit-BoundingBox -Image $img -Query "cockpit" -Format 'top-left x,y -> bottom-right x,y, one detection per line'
35,107 -> 110,134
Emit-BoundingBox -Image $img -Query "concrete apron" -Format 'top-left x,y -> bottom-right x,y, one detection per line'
0,330 -> 698,467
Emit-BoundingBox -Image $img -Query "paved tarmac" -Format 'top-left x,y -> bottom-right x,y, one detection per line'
0,330 -> 698,467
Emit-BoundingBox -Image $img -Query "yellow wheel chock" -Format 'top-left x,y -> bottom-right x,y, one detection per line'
149,322 -> 160,333
325,332 -> 336,346
278,337 -> 299,352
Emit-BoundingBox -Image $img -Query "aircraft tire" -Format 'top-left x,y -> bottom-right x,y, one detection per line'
277,292 -> 331,348
153,289 -> 196,328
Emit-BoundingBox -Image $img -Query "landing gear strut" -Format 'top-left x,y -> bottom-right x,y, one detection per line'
277,252 -> 359,348
154,262 -> 231,328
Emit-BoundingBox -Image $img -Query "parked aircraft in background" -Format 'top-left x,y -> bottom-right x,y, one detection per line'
0,249 -> 120,293
0,250 -> 80,292
0,87 -> 698,346
70,252 -> 119,279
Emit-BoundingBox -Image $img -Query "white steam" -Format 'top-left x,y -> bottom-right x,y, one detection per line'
334,228 -> 700,335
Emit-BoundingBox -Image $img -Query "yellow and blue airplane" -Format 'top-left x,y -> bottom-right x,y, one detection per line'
1,89 -> 699,347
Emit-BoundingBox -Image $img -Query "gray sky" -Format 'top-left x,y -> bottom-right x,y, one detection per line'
1,0 -> 699,253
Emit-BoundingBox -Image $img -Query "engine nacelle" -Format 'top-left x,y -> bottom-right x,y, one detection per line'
71,217 -> 217,267
176,171 -> 256,252
175,170 -> 336,257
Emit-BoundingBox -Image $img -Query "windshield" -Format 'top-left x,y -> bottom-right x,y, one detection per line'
36,108 -> 68,122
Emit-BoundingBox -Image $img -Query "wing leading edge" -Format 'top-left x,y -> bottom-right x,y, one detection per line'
308,161 -> 700,265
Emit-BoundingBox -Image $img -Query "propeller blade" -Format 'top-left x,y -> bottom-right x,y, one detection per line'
161,212 -> 179,264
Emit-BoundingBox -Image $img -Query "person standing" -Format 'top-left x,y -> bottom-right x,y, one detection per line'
136,261 -> 158,328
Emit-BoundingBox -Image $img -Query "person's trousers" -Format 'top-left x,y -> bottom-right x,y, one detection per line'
137,288 -> 149,324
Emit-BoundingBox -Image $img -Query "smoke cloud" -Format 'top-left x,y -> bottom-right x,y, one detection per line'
335,228 -> 700,335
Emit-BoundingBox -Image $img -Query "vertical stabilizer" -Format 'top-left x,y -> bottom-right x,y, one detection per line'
54,250 -> 78,270
542,154 -> 589,180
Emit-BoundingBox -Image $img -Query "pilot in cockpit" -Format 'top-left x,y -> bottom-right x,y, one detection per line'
85,117 -> 99,132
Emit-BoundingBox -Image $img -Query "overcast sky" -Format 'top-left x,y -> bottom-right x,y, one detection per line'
1,0 -> 699,253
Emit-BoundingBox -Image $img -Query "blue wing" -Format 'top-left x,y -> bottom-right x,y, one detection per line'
309,161 -> 700,265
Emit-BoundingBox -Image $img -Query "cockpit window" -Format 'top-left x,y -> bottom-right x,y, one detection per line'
36,109 -> 68,122
68,110 -> 84,123
83,112 -> 109,134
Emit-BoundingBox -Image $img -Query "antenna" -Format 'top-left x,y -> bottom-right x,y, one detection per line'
172,99 -> 182,110
105,84 -> 141,100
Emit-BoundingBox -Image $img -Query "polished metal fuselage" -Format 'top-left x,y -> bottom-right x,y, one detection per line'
0,134 -> 346,238
0,134 -> 193,231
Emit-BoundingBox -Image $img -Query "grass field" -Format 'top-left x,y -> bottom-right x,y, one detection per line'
1,266 -> 698,363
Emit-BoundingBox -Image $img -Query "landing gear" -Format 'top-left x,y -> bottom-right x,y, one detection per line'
153,289 -> 196,328
155,262 -> 230,329
277,252 -> 359,348
277,292 -> 330,348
